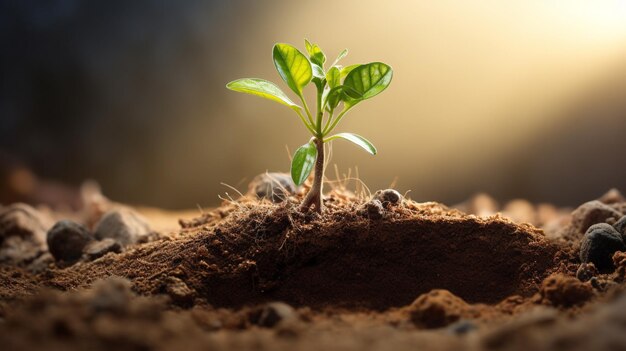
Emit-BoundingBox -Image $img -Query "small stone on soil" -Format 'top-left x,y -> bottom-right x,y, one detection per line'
0,203 -> 52,245
249,302 -> 297,328
580,223 -> 626,272
446,320 -> 478,335
597,188 -> 625,204
571,201 -> 622,235
576,262 -> 598,282
372,189 -> 403,207
360,199 -> 384,219
248,172 -> 298,203
613,215 -> 626,238
47,220 -> 92,263
94,209 -> 151,247
83,238 -> 122,260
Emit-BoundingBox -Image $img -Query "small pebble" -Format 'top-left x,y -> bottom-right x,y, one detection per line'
0,203 -> 52,245
249,173 -> 298,203
83,238 -> 121,260
373,189 -> 403,207
576,262 -> 598,282
614,215 -> 626,238
580,223 -> 626,272
94,209 -> 151,247
361,199 -> 384,219
597,188 -> 625,204
571,201 -> 622,235
47,220 -> 92,262
249,302 -> 297,328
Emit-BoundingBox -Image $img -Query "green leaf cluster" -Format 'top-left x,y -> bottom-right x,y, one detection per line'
226,40 -> 393,185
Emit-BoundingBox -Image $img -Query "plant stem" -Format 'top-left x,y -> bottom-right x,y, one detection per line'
299,137 -> 324,213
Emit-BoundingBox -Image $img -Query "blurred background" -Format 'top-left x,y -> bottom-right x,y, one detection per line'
1,0 -> 626,210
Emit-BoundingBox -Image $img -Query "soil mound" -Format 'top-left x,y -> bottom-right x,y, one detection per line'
50,198 -> 563,310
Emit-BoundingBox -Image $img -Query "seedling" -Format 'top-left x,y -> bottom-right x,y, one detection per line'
227,40 -> 392,213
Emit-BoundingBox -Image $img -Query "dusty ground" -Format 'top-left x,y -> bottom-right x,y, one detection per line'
1,183 -> 625,351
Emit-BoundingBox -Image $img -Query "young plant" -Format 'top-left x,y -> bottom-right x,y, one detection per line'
227,40 -> 392,213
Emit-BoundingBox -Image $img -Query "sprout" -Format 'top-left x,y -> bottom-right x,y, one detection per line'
227,40 -> 393,213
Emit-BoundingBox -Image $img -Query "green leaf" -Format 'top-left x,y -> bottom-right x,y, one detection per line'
291,142 -> 317,185
325,85 -> 361,109
273,43 -> 313,95
311,63 -> 325,80
330,49 -> 348,67
340,64 -> 361,79
343,62 -> 393,100
326,133 -> 377,155
304,39 -> 326,67
326,67 -> 340,88
226,78 -> 302,110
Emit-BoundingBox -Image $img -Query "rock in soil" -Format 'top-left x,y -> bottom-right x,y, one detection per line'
570,200 -> 622,235
47,220 -> 93,263
502,199 -> 536,225
597,188 -> 625,204
408,290 -> 476,329
248,172 -> 298,202
454,193 -> 499,217
372,189 -> 403,207
576,262 -> 598,282
94,209 -> 151,247
360,199 -> 384,219
0,236 -> 45,265
540,274 -> 594,307
248,302 -> 297,328
579,223 -> 626,272
613,215 -> 626,238
83,238 -> 121,260
0,203 -> 52,245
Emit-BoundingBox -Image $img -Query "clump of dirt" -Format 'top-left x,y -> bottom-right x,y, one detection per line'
2,187 -> 626,351
46,196 -> 564,311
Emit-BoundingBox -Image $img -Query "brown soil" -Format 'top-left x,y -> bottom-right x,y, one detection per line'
1,189 -> 625,351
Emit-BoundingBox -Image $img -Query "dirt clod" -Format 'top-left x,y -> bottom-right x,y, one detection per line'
571,201 -> 622,236
47,220 -> 92,263
540,274 -> 593,307
248,172 -> 298,203
373,189 -> 403,207
94,209 -> 151,247
0,203 -> 51,245
575,263 -> 598,282
360,199 -> 384,219
579,223 -> 625,272
613,215 -> 626,238
408,290 -> 476,329
83,238 -> 121,260
165,276 -> 196,305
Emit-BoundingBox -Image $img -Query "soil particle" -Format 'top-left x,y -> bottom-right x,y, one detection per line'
407,290 -> 477,329
612,251 -> 626,283
0,236 -> 45,265
359,199 -> 384,219
540,274 -> 594,307
570,201 -> 622,237
579,223 -> 625,272
248,302 -> 298,328
248,172 -> 298,203
94,209 -> 151,247
372,189 -> 403,207
47,220 -> 92,263
597,188 -> 625,204
575,263 -> 598,282
83,238 -> 122,261
613,215 -> 626,238
165,276 -> 196,305
0,203 -> 52,245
